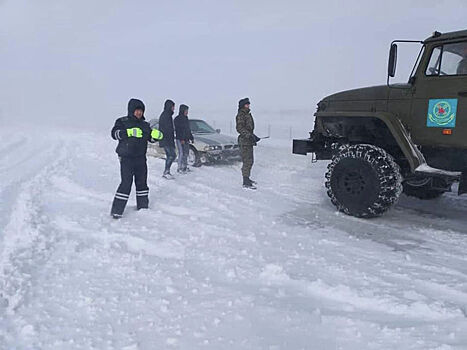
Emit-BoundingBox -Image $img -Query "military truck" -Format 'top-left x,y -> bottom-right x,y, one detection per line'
293,30 -> 467,218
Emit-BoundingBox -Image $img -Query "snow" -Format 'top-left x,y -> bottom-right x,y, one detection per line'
1,126 -> 467,349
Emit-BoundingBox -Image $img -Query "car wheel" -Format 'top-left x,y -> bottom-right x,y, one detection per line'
325,144 -> 402,218
402,177 -> 447,200
188,145 -> 201,167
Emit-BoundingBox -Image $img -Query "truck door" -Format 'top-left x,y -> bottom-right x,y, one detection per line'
411,40 -> 467,148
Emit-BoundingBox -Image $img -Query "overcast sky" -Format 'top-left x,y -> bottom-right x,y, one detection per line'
1,0 -> 466,128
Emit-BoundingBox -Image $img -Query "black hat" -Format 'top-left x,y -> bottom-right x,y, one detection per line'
164,99 -> 175,109
238,98 -> 250,109
179,104 -> 189,115
127,98 -> 145,117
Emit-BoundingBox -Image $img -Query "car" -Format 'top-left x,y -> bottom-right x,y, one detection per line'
293,29 -> 467,218
148,118 -> 241,166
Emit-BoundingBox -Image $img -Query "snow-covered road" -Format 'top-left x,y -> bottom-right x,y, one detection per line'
1,126 -> 467,349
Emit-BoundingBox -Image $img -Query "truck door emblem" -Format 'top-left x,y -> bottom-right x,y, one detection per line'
427,99 -> 458,127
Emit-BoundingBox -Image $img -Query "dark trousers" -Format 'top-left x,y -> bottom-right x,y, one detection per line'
240,145 -> 254,177
163,145 -> 177,173
111,156 -> 149,216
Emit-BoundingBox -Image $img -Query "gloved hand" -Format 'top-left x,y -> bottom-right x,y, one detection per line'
252,134 -> 261,143
151,128 -> 164,140
127,127 -> 143,138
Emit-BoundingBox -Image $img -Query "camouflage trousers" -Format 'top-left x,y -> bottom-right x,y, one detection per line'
240,145 -> 254,178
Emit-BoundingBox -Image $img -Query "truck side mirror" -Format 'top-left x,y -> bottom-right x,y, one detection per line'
388,43 -> 398,78
216,129 -> 221,133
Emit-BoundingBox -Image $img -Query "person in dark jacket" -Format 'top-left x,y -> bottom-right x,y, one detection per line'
236,97 -> 260,189
174,104 -> 194,173
158,99 -> 177,179
110,98 -> 163,218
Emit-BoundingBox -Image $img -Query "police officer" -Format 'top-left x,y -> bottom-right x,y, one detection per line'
236,97 -> 260,189
110,98 -> 163,218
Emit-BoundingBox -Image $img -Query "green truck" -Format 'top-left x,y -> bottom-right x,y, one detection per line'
293,30 -> 467,218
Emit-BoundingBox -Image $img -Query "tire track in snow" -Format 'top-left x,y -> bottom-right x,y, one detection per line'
51,216 -> 185,260
258,264 -> 464,322
0,135 -> 60,237
0,138 -> 71,315
2,133 -> 467,349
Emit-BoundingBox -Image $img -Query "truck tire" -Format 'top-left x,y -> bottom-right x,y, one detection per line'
402,178 -> 445,200
325,144 -> 402,218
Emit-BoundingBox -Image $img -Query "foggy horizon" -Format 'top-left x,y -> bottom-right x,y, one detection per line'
1,0 -> 466,129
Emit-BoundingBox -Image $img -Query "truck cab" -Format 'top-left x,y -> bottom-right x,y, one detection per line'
293,30 -> 467,217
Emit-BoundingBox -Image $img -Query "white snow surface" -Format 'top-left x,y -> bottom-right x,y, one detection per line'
1,126 -> 467,350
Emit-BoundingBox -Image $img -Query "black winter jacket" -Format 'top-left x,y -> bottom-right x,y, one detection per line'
174,105 -> 194,141
111,99 -> 153,158
158,99 -> 175,148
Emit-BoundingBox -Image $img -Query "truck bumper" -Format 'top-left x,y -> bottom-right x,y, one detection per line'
292,139 -> 315,155
292,135 -> 331,159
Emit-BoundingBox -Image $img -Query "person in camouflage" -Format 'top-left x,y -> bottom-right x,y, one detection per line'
236,98 -> 260,189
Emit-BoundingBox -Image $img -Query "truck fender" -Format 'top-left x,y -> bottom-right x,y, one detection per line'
315,111 -> 426,172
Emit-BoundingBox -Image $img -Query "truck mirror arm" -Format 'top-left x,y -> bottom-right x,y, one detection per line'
387,40 -> 424,88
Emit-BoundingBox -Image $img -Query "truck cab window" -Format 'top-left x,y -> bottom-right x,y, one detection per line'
426,47 -> 442,76
426,41 -> 467,76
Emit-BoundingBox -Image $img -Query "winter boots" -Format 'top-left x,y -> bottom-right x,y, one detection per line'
163,171 -> 175,180
177,167 -> 192,175
243,177 -> 257,190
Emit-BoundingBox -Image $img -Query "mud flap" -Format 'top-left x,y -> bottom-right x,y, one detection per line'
458,172 -> 467,196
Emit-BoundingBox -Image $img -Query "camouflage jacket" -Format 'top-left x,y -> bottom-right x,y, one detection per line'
236,108 -> 255,146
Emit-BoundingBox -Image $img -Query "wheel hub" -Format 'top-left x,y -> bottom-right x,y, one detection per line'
342,171 -> 366,195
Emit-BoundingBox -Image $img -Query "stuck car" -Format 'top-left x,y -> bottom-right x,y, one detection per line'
148,118 -> 240,166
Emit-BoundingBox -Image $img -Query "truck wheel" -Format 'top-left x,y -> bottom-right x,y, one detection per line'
402,178 -> 446,200
188,145 -> 201,167
325,144 -> 402,218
